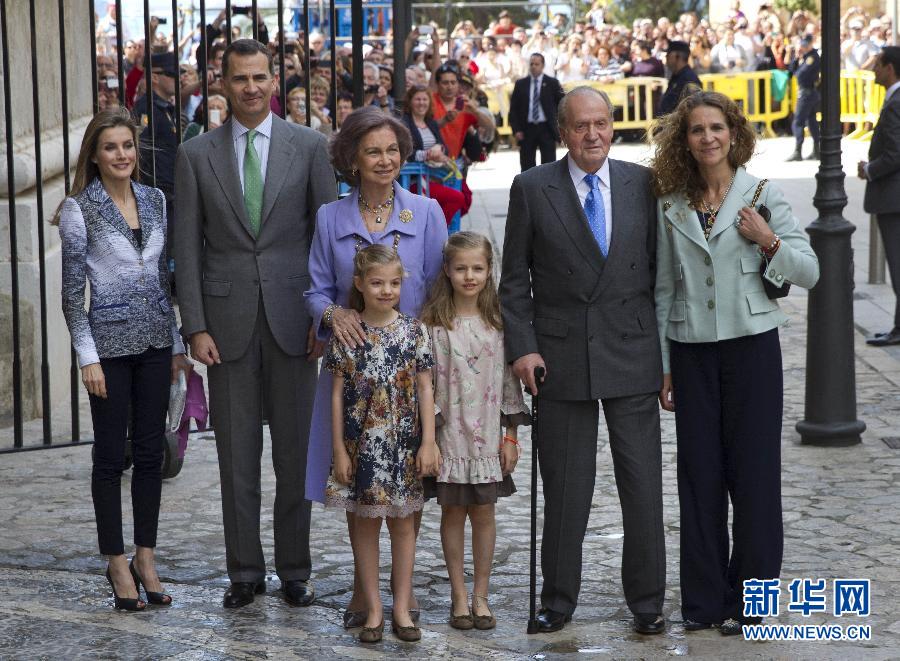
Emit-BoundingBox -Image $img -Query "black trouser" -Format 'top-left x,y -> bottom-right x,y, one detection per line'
877,213 -> 900,329
671,329 -> 783,624
89,346 -> 171,556
792,88 -> 820,149
520,121 -> 557,172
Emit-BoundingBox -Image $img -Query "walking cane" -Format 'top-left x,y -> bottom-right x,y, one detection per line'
526,365 -> 545,634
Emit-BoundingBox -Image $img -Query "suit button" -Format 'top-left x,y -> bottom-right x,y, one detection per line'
704,255 -> 712,265
707,299 -> 715,309
622,298 -> 627,305
589,335 -> 594,342
776,274 -> 784,282
567,268 -> 573,275
768,269 -> 776,277
630,263 -> 636,270
142,297 -> 147,303
621,333 -> 629,340
706,276 -> 714,286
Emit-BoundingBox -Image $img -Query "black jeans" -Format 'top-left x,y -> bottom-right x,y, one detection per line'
89,346 -> 171,556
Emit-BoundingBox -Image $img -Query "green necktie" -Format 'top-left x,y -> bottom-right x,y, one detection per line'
243,129 -> 263,236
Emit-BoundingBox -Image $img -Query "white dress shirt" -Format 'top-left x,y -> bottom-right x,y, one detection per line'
568,155 -> 612,248
232,112 -> 272,191
528,74 -> 547,123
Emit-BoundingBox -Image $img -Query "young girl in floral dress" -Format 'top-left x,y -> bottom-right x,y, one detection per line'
421,232 -> 530,630
325,245 -> 441,643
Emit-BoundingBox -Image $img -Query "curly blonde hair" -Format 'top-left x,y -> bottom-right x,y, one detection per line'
648,91 -> 756,208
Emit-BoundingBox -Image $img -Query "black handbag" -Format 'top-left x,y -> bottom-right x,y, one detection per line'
750,180 -> 791,300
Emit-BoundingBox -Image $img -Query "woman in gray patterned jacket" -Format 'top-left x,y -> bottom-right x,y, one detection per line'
54,108 -> 192,611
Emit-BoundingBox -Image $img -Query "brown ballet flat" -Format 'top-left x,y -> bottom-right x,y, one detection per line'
472,593 -> 496,630
358,619 -> 384,643
343,609 -> 367,629
449,596 -> 474,630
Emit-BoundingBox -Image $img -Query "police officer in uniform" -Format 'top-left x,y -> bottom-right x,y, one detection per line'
132,52 -> 180,250
787,36 -> 820,161
658,41 -> 702,117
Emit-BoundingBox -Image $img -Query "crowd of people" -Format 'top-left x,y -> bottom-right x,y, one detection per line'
67,1 -> 898,646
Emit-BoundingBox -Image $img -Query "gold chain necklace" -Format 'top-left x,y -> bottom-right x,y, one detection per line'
700,170 -> 736,240
358,190 -> 395,225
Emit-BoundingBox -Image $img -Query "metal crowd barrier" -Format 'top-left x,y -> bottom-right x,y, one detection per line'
700,70 -> 792,137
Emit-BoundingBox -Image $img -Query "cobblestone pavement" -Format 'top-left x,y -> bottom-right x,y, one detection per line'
2,140 -> 899,660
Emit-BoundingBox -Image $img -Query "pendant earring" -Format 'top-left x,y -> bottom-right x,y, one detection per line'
351,166 -> 358,176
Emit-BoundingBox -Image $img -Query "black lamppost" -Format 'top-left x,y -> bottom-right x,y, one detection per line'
796,0 -> 866,446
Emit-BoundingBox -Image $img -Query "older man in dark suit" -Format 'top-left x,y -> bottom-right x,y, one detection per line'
175,39 -> 336,608
500,86 -> 666,635
859,46 -> 900,346
509,53 -> 566,172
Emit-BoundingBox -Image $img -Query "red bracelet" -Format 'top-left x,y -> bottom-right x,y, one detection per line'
502,436 -> 519,446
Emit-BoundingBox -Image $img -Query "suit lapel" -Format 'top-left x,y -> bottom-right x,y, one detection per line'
589,159 -> 633,300
541,157 -> 605,277
90,179 -> 141,251
260,116 -> 298,228
133,182 -> 155,252
208,120 -> 255,238
665,196 -> 707,250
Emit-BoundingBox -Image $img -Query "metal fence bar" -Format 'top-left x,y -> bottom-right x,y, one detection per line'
89,0 -> 99,113
329,0 -> 336,131
172,0 -> 182,142
225,0 -> 232,45
115,0 -> 125,104
200,0 -> 209,133
1,0 -> 24,448
351,0 -> 362,107
303,0 -> 312,128
59,0 -> 80,443
142,0 -> 156,185
277,0 -> 287,116
252,0 -> 259,42
28,0 -> 52,445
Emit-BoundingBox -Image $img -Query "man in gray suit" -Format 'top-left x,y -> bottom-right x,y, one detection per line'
499,86 -> 665,634
859,46 -> 900,346
174,39 -> 336,608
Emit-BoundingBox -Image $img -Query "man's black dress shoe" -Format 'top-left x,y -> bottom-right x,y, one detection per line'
683,619 -> 715,631
866,329 -> 900,346
282,579 -> 315,606
633,613 -> 666,634
223,581 -> 265,608
534,608 -> 572,633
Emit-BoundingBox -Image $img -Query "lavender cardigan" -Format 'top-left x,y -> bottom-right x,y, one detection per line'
304,181 -> 448,502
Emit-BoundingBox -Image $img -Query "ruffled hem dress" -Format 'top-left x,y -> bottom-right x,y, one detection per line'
324,313 -> 434,518
424,316 -> 530,506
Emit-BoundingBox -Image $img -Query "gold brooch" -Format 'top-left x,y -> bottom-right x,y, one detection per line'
399,209 -> 413,223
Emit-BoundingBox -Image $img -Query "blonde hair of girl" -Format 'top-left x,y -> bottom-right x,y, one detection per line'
421,231 -> 502,331
348,244 -> 405,312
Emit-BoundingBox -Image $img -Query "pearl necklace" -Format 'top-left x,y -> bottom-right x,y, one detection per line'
358,190 -> 395,225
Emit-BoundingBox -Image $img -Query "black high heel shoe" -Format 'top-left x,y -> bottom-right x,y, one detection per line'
129,559 -> 173,606
105,566 -> 146,611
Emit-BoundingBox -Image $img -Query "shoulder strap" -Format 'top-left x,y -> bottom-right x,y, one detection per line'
750,178 -> 768,207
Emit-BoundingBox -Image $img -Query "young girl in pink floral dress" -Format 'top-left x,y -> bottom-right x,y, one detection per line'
421,231 -> 530,630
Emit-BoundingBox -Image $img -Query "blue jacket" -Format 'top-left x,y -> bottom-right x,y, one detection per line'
60,177 -> 185,367
654,168 -> 820,372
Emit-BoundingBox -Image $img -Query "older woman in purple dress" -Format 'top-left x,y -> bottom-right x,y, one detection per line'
305,106 -> 448,627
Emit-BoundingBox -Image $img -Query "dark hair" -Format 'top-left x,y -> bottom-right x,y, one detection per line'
649,91 -> 756,207
210,42 -> 227,60
435,63 -> 459,83
403,84 -> 433,120
51,107 -> 140,225
879,46 -> 900,78
222,38 -> 273,79
635,40 -> 653,54
329,106 -> 413,186
529,52 -> 546,65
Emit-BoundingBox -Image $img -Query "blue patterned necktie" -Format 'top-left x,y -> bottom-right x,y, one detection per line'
531,77 -> 541,122
583,173 -> 608,257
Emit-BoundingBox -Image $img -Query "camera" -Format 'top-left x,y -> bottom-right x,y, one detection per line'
232,6 -> 251,16
366,84 -> 380,94
417,25 -> 434,35
454,95 -> 465,111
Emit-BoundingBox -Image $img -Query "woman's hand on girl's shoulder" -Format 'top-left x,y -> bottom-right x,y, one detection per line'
416,440 -> 441,478
333,448 -> 354,485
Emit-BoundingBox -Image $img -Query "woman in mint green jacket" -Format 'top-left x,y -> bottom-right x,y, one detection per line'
650,91 -> 819,635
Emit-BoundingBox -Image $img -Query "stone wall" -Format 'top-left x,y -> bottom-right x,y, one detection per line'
1,0 -> 94,428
